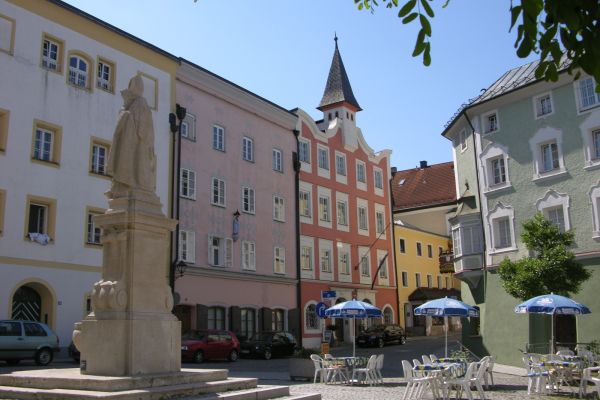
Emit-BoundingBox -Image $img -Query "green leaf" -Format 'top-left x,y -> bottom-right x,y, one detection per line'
516,36 -> 532,58
420,0 -> 434,18
419,14 -> 432,36
402,12 -> 418,24
509,5 -> 522,31
398,0 -> 416,18
412,36 -> 426,56
423,43 -> 431,66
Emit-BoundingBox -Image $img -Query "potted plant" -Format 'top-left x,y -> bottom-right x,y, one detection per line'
289,347 -> 319,381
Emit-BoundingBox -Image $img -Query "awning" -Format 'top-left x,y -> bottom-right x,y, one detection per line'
408,288 -> 461,302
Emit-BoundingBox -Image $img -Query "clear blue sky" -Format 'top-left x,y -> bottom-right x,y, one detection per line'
64,0 -> 537,170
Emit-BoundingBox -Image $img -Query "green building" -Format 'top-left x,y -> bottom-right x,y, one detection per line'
442,61 -> 600,367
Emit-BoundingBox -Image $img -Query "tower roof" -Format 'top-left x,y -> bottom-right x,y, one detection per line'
318,36 -> 362,111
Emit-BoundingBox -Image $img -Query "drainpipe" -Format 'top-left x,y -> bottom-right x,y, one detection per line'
389,170 -> 402,327
292,128 -> 303,348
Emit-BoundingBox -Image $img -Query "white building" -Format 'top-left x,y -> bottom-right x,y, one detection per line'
0,0 -> 178,350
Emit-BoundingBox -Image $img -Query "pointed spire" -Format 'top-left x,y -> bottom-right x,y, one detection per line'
318,35 -> 362,111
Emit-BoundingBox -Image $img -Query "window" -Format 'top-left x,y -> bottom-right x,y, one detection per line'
339,251 -> 350,275
0,14 -> 15,54
337,200 -> 348,226
335,153 -> 346,176
300,245 -> 313,271
535,93 -> 553,117
298,139 -> 310,163
242,136 -> 253,161
427,275 -> 433,288
594,129 -> 600,160
96,58 -> 114,92
274,246 -> 285,274
427,244 -> 433,258
272,149 -> 283,172
299,189 -> 311,218
541,142 -> 559,172
242,187 -> 255,214
85,209 -> 103,246
453,222 -> 484,257
415,273 -> 421,287
458,129 -> 467,151
360,252 -> 370,277
577,77 -> 600,111
211,178 -> 225,206
212,125 -> 225,150
180,113 -> 196,141
589,183 -> 600,239
493,217 -> 512,249
356,161 -> 366,184
376,211 -> 385,235
180,169 -> 196,200
273,195 -> 285,221
90,139 -> 110,176
545,206 -> 566,232
483,111 -> 498,134
305,304 -> 320,330
0,109 -> 8,152
399,238 -> 406,253
272,309 -> 284,331
320,248 -> 331,273
68,53 -> 91,89
25,195 -> 56,241
179,230 -> 195,263
401,271 -> 408,287
208,307 -> 225,330
491,157 -> 506,185
437,276 -> 442,289
488,203 -> 516,253
358,206 -> 368,231
41,34 -> 63,72
319,195 -> 330,222
317,146 -> 329,170
374,169 -> 384,190
242,241 -> 255,270
208,235 -> 232,267
439,246 -> 444,256
445,277 -> 450,289
416,242 -> 422,256
32,121 -> 62,166
240,308 -> 255,339
378,252 -> 388,279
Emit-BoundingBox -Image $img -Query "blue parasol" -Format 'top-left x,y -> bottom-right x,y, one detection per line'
324,300 -> 382,357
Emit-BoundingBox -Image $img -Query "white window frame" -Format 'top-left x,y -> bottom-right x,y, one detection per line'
208,235 -> 232,267
91,142 -> 108,175
317,144 -> 330,178
373,167 -> 384,196
589,182 -> 600,240
319,240 -> 333,280
337,242 -> 351,282
299,182 -> 312,223
86,211 -> 102,245
272,148 -> 283,172
41,37 -> 59,71
452,220 -> 483,257
179,230 -> 196,263
335,151 -> 347,184
68,54 -> 89,89
0,15 -> 15,55
211,177 -> 226,207
458,128 -> 468,151
575,76 -> 600,112
273,195 -> 285,222
480,142 -> 511,193
181,113 -> 196,141
242,136 -> 254,162
357,201 -> 369,235
274,246 -> 286,274
487,202 -> 517,254
317,187 -> 332,228
374,203 -> 386,239
356,160 -> 367,190
358,246 -> 371,284
534,92 -> 554,119
529,126 -> 567,182
241,240 -> 256,271
242,186 -> 255,214
336,191 -> 349,232
298,138 -> 311,172
180,168 -> 196,200
482,110 -> 499,134
300,236 -> 315,279
96,59 -> 113,92
377,250 -> 389,284
579,112 -> 600,171
535,190 -> 571,232
34,127 -> 54,162
213,125 -> 225,151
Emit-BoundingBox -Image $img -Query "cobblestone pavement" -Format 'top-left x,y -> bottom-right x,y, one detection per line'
287,372 -> 580,399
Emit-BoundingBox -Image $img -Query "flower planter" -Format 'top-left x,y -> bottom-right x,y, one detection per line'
289,358 -> 315,381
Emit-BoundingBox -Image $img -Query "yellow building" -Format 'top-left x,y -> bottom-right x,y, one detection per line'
391,161 -> 460,336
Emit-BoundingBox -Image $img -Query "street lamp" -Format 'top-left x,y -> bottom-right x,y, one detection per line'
169,103 -> 186,292
174,260 -> 187,280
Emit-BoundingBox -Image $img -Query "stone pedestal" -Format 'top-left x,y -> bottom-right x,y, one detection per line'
73,192 -> 180,376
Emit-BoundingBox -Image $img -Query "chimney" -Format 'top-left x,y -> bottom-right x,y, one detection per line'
419,160 -> 428,169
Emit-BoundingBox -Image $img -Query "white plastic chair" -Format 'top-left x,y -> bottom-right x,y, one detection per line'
429,354 -> 438,362
579,366 -> 600,399
470,357 -> 489,399
401,359 -> 432,400
483,355 -> 495,389
557,349 -> 575,357
523,355 -> 550,395
445,361 -> 477,400
310,354 -> 326,383
412,358 -> 422,367
352,354 -> 378,386
374,354 -> 385,384
422,354 -> 432,364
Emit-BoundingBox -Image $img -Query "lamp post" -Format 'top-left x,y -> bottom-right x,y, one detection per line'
169,103 -> 186,293
174,260 -> 187,280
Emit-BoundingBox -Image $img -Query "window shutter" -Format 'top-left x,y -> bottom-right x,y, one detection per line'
229,306 -> 241,335
188,231 -> 195,263
189,170 -> 196,199
207,235 -> 213,265
260,307 -> 272,332
196,304 -> 208,330
225,238 -> 233,267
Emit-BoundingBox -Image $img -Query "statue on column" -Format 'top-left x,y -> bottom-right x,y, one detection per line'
107,74 -> 156,197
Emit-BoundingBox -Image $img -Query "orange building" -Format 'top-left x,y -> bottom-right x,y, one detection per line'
295,37 -> 397,349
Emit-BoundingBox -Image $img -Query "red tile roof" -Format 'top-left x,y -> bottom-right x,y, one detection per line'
391,161 -> 456,211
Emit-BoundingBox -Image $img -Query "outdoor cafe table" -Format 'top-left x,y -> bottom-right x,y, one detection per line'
324,356 -> 369,384
538,359 -> 582,390
413,363 -> 463,400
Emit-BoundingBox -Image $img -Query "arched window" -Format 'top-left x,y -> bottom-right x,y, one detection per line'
383,307 -> 394,324
208,306 -> 225,329
305,303 -> 320,330
68,54 -> 90,89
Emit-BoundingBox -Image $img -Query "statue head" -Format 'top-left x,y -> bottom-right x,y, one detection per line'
121,75 -> 144,106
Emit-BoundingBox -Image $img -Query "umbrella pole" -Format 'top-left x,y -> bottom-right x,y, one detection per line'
551,313 -> 554,355
352,318 -> 355,358
445,316 -> 448,358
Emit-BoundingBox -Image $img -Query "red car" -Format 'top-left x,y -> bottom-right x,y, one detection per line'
181,330 -> 240,363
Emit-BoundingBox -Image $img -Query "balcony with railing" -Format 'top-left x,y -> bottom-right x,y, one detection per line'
439,251 -> 454,274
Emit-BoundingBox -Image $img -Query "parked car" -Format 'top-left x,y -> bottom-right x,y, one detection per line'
356,324 -> 407,348
240,331 -> 297,360
0,320 -> 60,366
181,330 -> 240,363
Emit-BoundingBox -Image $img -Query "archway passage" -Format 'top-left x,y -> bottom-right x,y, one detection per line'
12,286 -> 41,321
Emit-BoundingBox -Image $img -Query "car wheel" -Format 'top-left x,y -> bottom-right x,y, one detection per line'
400,336 -> 406,345
6,359 -> 20,366
377,338 -> 385,348
35,348 -> 53,366
228,349 -> 239,362
263,349 -> 272,360
194,350 -> 204,363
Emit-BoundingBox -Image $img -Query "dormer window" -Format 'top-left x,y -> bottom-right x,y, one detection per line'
483,111 -> 499,134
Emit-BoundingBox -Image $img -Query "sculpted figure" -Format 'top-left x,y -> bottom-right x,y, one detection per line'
107,74 -> 156,195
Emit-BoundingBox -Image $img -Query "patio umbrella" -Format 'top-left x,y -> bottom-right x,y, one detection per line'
414,297 -> 480,357
514,293 -> 591,354
324,300 -> 382,358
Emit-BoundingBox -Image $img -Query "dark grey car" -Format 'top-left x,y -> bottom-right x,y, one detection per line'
0,320 -> 60,366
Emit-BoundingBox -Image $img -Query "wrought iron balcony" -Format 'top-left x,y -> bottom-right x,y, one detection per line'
439,251 -> 454,274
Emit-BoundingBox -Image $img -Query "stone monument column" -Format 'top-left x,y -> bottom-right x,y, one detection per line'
73,75 -> 181,376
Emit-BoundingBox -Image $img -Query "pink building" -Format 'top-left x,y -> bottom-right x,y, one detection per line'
295,38 -> 397,349
173,60 -> 299,341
